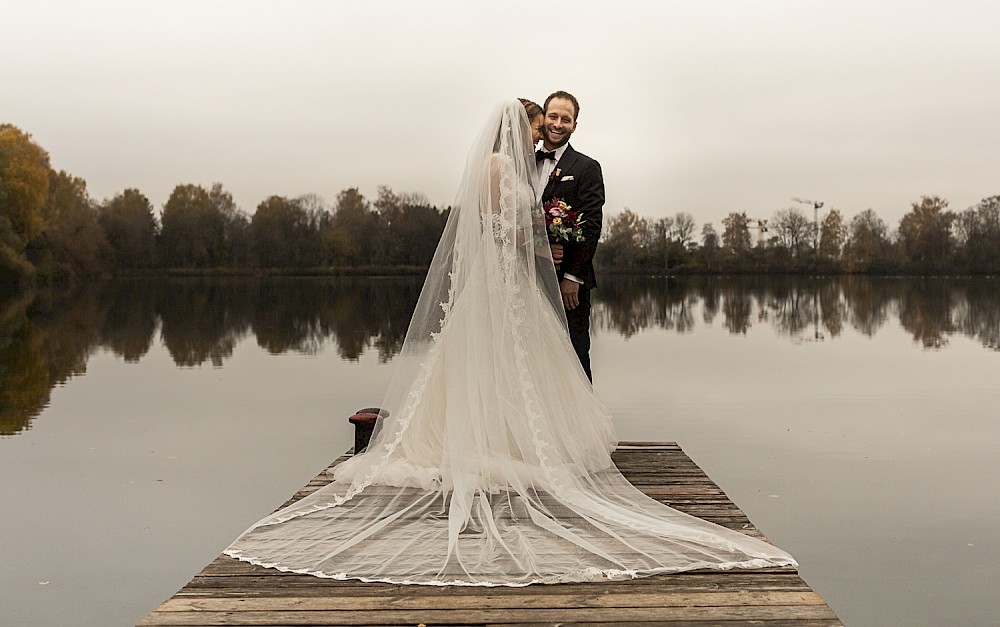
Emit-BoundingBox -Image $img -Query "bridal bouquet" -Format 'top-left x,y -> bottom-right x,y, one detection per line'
543,197 -> 585,244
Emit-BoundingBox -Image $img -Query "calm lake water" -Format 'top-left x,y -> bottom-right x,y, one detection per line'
1,276 -> 998,626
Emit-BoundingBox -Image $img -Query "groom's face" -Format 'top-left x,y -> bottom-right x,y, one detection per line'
543,98 -> 577,149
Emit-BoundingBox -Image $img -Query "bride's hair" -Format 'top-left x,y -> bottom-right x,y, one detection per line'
491,98 -> 539,153
518,98 -> 543,119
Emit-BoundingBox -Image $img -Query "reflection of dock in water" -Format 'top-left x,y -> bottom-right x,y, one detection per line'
140,442 -> 840,626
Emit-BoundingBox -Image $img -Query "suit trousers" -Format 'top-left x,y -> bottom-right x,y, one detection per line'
566,286 -> 593,382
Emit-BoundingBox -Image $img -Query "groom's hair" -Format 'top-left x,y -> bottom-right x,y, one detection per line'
544,91 -> 580,121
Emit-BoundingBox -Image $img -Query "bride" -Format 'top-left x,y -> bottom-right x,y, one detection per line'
224,99 -> 796,585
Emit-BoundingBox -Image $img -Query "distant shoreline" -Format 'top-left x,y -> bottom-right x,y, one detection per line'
109,267 -> 999,279
115,266 -> 432,278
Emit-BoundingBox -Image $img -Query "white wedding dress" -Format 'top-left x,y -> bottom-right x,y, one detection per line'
224,101 -> 796,585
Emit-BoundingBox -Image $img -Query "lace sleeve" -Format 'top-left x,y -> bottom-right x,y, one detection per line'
488,153 -> 503,215
488,153 -> 514,244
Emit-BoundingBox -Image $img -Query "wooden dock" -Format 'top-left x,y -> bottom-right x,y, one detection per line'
140,442 -> 840,626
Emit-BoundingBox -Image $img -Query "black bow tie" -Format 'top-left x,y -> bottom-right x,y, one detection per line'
535,149 -> 557,162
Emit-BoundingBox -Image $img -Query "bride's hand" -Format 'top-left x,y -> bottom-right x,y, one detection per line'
550,243 -> 564,263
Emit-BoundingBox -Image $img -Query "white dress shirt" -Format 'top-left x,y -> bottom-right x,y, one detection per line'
535,143 -> 569,202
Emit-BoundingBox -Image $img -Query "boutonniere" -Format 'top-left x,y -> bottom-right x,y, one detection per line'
548,167 -> 561,183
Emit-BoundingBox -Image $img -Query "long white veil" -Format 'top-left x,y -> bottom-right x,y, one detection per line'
224,100 -> 796,585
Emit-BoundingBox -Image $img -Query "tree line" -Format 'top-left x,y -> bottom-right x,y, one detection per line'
1,124 -> 448,289
5,122 -> 999,290
598,194 -> 1000,274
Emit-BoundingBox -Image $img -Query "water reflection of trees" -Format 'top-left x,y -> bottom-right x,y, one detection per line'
896,280 -> 957,349
1,287 -> 101,435
3,276 -> 999,436
159,280 -> 254,366
0,278 -> 423,436
99,282 -> 158,362
959,280 -> 1000,351
722,286 -> 753,335
842,277 -> 891,337
594,276 -> 1000,351
818,281 -> 846,339
251,278 -> 420,361
593,277 -> 697,338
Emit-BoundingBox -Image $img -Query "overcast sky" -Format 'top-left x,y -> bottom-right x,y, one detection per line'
3,1 -> 998,229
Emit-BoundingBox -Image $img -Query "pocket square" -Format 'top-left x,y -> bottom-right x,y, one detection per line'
560,175 -> 575,181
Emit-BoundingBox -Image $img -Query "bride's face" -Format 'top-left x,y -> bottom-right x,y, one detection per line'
529,114 -> 544,144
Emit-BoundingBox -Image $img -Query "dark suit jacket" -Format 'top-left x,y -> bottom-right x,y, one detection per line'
541,144 -> 604,289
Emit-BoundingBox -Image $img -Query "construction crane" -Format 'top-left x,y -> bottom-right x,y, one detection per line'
791,198 -> 827,336
792,197 -> 824,235
748,218 -> 769,247
792,197 -> 823,209
792,197 -> 825,255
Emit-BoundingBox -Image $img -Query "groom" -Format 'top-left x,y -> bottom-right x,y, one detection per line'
537,91 -> 604,382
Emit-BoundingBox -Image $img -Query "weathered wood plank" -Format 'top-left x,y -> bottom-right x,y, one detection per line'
499,622 -> 844,627
153,590 -> 828,612
139,604 -> 840,626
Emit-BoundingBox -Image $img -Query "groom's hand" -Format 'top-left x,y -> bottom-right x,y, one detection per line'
560,278 -> 580,310
550,243 -> 564,263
